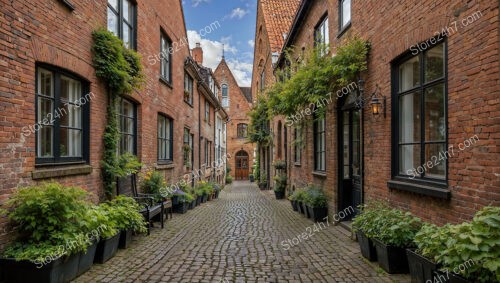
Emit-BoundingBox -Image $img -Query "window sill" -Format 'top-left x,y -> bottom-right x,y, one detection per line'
32,164 -> 92,180
337,22 -> 351,39
387,178 -> 450,199
159,76 -> 173,89
184,100 -> 194,108
294,162 -> 301,167
59,0 -> 75,10
312,171 -> 327,178
156,162 -> 175,170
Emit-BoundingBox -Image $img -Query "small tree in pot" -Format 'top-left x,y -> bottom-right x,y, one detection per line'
273,175 -> 287,199
303,187 -> 328,222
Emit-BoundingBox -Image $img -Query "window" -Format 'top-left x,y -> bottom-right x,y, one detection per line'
393,41 -> 447,181
35,66 -> 89,164
277,121 -> 282,158
237,124 -> 248,138
221,84 -> 229,107
160,33 -> 172,83
116,97 -> 136,155
204,140 -> 209,165
107,0 -> 136,49
260,72 -> 265,92
294,128 -> 301,164
314,116 -> 326,171
183,128 -> 194,167
184,73 -> 193,105
205,100 -> 210,122
158,114 -> 173,162
339,0 -> 351,31
315,16 -> 329,55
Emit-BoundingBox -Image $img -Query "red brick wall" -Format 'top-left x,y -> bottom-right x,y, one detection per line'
214,60 -> 255,179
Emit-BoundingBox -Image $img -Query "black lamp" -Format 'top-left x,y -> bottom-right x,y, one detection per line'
370,85 -> 386,117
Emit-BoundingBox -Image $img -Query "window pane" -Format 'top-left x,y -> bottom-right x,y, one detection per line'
38,126 -> 53,157
425,83 -> 445,141
399,144 -> 420,175
399,56 -> 420,92
425,143 -> 446,179
60,103 -> 82,128
60,76 -> 81,102
399,92 -> 421,143
122,100 -> 134,117
123,23 -> 131,48
425,43 -> 444,82
342,0 -> 351,27
108,0 -> 118,10
107,7 -> 119,35
123,0 -> 132,22
38,69 -> 53,97
38,98 -> 53,125
60,128 -> 82,157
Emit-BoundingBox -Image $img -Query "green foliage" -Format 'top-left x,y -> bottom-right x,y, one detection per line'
414,223 -> 451,261
91,28 -> 143,95
248,96 -> 272,145
195,181 -> 214,196
225,175 -> 233,184
352,203 -> 422,248
100,196 -> 147,234
273,175 -> 287,193
273,160 -> 287,170
434,206 -> 500,282
288,189 -> 307,202
141,170 -> 167,202
303,186 -> 328,208
115,153 -> 142,178
101,95 -> 120,198
267,37 -> 369,117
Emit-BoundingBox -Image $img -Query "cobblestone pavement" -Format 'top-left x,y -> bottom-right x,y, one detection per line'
75,181 -> 410,283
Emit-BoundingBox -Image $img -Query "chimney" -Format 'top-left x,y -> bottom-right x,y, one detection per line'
192,43 -> 203,65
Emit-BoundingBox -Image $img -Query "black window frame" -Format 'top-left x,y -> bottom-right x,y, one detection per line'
221,84 -> 229,107
107,0 -> 137,49
116,97 -> 137,155
160,31 -> 172,84
205,100 -> 210,123
158,114 -> 173,163
338,0 -> 351,36
314,15 -> 329,49
294,127 -> 301,165
35,64 -> 90,165
313,114 -> 326,172
390,39 -> 449,190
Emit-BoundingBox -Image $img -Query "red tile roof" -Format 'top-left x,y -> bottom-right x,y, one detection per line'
260,0 -> 302,53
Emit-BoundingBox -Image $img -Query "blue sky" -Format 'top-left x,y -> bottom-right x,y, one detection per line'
182,0 -> 257,86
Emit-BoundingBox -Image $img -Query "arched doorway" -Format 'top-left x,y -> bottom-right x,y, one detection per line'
235,150 -> 249,180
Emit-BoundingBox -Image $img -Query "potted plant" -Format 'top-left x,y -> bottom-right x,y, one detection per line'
303,187 -> 328,222
249,174 -> 255,182
173,193 -> 194,214
288,190 -> 299,211
92,204 -> 121,264
212,183 -> 221,199
352,204 -> 384,262
406,223 -> 445,283
106,196 -> 148,249
433,206 -> 500,283
371,208 -> 422,274
258,172 -> 268,190
292,190 -> 307,215
0,183 -> 96,283
225,175 -> 233,184
273,175 -> 287,199
273,160 -> 286,170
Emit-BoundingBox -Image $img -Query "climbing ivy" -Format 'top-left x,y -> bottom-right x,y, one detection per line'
92,28 -> 144,198
247,95 -> 272,146
267,37 -> 370,117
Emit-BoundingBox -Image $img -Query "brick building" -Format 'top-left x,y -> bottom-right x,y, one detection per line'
214,58 -> 255,181
251,0 -> 301,187
255,0 -> 500,225
0,0 -> 227,248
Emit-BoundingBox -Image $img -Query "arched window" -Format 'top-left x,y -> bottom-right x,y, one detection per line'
277,121 -> 282,158
222,84 -> 229,107
237,123 -> 248,138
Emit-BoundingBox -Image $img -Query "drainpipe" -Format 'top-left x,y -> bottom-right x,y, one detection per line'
198,85 -> 202,183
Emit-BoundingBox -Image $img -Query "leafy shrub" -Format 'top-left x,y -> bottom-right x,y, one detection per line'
273,175 -> 287,193
141,170 -> 167,202
414,223 -> 451,261
106,196 -> 148,234
273,160 -> 286,170
289,189 -> 307,202
226,175 -> 233,184
303,186 -> 328,208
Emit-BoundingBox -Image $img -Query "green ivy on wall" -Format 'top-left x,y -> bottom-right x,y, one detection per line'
91,28 -> 144,198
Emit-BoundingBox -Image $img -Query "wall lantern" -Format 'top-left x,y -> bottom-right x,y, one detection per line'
370,85 -> 386,118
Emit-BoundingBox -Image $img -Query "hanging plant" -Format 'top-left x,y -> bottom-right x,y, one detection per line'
267,37 -> 370,117
91,28 -> 144,198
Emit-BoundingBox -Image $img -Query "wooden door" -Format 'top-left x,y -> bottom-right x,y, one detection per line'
235,151 -> 249,180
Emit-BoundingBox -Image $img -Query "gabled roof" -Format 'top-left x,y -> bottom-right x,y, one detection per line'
240,87 -> 252,103
260,0 -> 302,53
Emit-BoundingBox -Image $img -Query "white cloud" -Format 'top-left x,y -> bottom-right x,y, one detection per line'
187,30 -> 252,87
192,0 -> 209,7
248,40 -> 255,48
229,8 -> 248,19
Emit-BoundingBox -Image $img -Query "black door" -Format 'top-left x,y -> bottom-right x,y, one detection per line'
339,110 -> 362,220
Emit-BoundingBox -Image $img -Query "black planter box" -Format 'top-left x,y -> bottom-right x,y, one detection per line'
356,231 -> 377,261
196,195 -> 202,206
173,202 -> 189,214
118,229 -> 132,249
172,195 -> 179,206
215,190 -> 220,199
406,249 -> 438,283
94,233 -> 120,264
201,194 -> 208,203
291,200 -> 298,211
188,200 -> 195,209
77,242 -> 98,276
373,239 -> 409,274
274,190 -> 285,199
1,253 -> 80,283
303,203 -> 311,218
297,201 -> 304,214
249,175 -> 254,182
308,206 -> 328,222
433,271 -> 473,283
